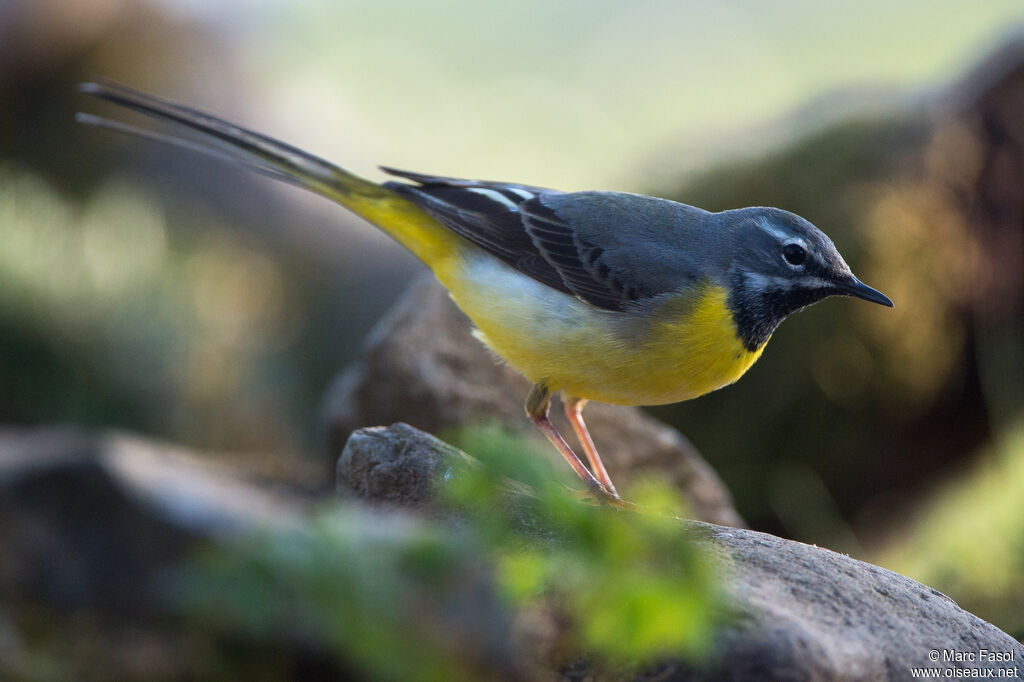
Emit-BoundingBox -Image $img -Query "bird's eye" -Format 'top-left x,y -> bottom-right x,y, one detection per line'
782,243 -> 807,266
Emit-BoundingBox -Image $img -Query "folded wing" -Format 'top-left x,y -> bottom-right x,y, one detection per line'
383,169 -> 698,311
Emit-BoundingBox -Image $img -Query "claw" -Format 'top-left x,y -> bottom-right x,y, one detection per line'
568,483 -> 635,510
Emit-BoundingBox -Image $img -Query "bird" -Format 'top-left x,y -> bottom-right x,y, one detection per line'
76,81 -> 893,504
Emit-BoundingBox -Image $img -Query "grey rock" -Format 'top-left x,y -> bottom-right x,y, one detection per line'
337,422 -> 475,507
339,422 -> 1024,682
675,523 -> 1024,681
324,274 -> 743,527
0,426 -> 302,614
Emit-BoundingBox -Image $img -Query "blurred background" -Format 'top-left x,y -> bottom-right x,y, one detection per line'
1,0 -> 1023,642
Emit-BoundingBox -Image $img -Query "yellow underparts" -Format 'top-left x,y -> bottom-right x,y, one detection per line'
338,189 -> 465,272
340,185 -> 764,407
442,254 -> 766,407
637,285 -> 767,405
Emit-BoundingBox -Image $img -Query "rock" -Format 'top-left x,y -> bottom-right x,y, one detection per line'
0,426 -> 302,614
679,523 -> 1024,681
339,422 -> 1024,681
2,420 -> 1018,681
336,422 -> 475,507
0,425 -> 522,679
324,274 -> 744,527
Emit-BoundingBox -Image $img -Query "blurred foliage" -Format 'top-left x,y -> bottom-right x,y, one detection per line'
874,415 -> 1024,640
0,165 -> 310,453
184,512 -> 500,681
448,425 -> 718,663
181,425 -> 719,679
0,3 -> 420,460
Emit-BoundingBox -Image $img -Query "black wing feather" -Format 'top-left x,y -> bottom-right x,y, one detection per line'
519,200 -> 641,309
382,170 -> 573,299
381,167 -> 640,311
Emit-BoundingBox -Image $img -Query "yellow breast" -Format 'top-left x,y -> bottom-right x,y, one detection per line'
437,251 -> 765,407
632,284 -> 766,405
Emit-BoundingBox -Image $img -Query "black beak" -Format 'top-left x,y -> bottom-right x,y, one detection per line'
832,276 -> 894,307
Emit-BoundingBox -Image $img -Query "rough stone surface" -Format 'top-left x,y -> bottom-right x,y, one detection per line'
337,422 -> 475,507
0,426 -> 302,614
324,274 -> 744,527
339,422 -> 1024,682
680,523 -> 1024,681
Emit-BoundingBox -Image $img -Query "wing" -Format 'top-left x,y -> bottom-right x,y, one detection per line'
382,169 -> 706,311
381,167 -> 570,298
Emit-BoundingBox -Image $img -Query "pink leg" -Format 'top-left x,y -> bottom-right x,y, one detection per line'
564,397 -> 618,496
526,383 -> 610,497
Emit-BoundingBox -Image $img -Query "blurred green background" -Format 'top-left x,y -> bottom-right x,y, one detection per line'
2,0 -> 1023,639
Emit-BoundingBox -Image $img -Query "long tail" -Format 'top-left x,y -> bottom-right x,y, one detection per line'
76,81 -> 461,266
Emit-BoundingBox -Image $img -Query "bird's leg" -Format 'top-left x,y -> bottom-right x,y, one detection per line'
563,397 -> 618,497
526,383 -> 613,499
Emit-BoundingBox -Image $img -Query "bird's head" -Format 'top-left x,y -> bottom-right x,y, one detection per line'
717,206 -> 893,351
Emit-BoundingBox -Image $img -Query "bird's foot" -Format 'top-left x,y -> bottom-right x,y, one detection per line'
569,482 -> 635,511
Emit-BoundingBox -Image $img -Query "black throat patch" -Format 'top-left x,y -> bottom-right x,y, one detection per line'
727,273 -> 835,351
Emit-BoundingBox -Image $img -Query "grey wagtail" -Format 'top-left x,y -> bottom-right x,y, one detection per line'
77,81 -> 893,503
